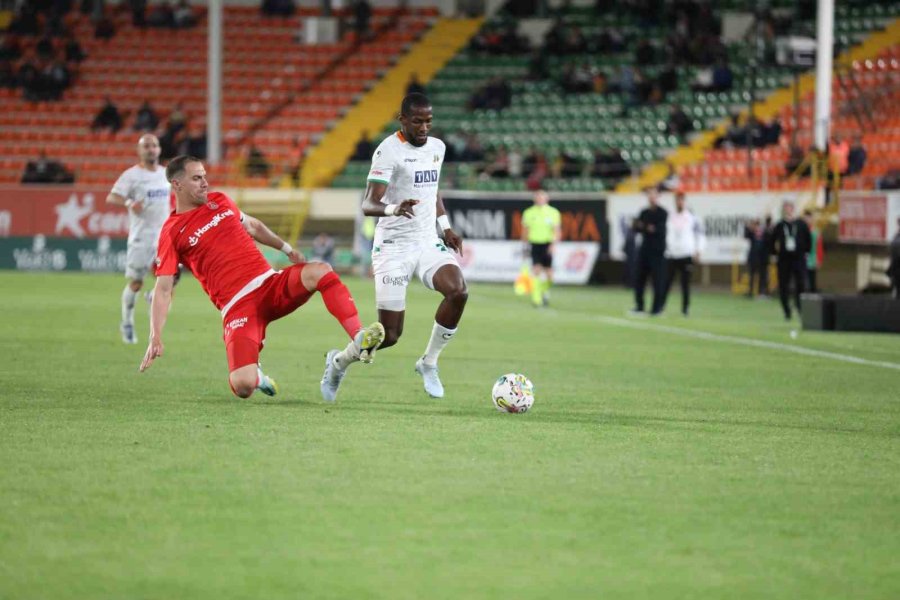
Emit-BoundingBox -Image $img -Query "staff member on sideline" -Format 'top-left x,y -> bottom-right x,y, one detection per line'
771,201 -> 811,320
664,190 -> 705,316
521,190 -> 562,307
631,186 -> 668,316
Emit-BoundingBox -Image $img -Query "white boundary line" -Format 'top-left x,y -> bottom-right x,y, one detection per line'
594,315 -> 900,372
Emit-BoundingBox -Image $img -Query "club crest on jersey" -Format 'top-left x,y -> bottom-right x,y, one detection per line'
207,201 -> 218,210
414,170 -> 438,185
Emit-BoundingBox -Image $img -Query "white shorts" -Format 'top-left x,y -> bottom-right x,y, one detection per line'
372,240 -> 459,311
125,240 -> 158,281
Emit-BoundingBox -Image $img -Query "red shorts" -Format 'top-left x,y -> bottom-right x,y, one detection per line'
223,264 -> 314,372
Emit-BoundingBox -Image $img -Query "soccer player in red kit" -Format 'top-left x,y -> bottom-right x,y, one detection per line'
139,155 -> 385,401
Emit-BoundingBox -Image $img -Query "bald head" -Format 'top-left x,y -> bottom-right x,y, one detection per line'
137,134 -> 161,167
534,190 -> 549,206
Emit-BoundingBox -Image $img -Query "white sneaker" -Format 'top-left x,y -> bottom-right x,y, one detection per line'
415,356 -> 444,398
320,349 -> 346,402
356,322 -> 385,364
120,322 -> 137,344
256,366 -> 279,397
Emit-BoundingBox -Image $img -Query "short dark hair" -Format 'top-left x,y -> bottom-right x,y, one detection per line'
166,155 -> 202,182
401,93 -> 431,116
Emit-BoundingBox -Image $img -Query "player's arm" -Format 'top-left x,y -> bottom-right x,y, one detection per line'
362,181 -> 417,218
436,193 -> 463,255
107,191 -> 144,214
140,275 -> 175,372
240,212 -> 304,263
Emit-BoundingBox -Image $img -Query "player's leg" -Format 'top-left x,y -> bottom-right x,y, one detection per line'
650,255 -> 667,314
632,254 -> 650,312
225,319 -> 278,399
121,242 -> 151,343
681,258 -> 692,315
542,250 -> 554,306
777,260 -> 791,319
530,263 -> 545,307
415,260 -> 468,398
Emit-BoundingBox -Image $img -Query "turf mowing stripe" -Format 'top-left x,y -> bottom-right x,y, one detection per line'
596,315 -> 900,372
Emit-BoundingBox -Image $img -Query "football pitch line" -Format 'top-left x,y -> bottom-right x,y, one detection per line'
470,290 -> 900,373
592,315 -> 900,373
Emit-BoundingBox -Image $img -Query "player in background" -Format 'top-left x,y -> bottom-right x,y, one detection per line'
521,190 -> 562,307
357,93 -> 467,399
107,134 -> 171,344
139,155 -> 384,401
664,190 -> 705,316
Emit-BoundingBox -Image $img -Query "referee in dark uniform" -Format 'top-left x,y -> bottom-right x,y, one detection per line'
771,201 -> 812,320
631,187 -> 668,315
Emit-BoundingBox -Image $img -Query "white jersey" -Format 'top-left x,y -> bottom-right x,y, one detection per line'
666,209 -> 705,259
367,132 -> 445,249
110,164 -> 170,245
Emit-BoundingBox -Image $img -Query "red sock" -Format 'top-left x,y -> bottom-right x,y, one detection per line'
317,271 -> 362,339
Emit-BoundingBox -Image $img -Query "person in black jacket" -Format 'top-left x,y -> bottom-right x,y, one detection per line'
744,218 -> 767,298
771,201 -> 811,320
631,187 -> 668,315
888,217 -> 900,299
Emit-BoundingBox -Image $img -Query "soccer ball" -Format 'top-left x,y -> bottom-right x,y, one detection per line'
492,373 -> 535,414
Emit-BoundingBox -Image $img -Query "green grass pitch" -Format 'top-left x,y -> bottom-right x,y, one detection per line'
1,271 -> 898,599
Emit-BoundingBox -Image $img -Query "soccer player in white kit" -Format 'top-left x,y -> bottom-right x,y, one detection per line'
107,134 -> 171,344
350,93 -> 467,398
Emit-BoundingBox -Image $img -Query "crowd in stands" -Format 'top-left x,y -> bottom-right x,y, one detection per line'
21,151 -> 74,184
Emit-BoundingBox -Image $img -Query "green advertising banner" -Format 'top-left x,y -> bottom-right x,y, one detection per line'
1,236 -> 128,272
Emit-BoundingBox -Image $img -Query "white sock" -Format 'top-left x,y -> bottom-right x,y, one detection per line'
333,333 -> 362,370
121,285 -> 137,325
422,321 -> 456,367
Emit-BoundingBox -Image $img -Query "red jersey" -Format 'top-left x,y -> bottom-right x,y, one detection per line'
156,192 -> 274,313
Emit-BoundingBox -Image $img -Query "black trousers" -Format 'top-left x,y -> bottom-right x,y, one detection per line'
748,259 -> 768,296
807,267 -> 818,293
777,257 -> 806,318
635,251 -> 666,313
665,256 -> 693,313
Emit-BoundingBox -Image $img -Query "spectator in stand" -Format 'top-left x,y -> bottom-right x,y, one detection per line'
94,15 -> 116,40
36,35 -> 54,60
353,0 -> 372,41
311,232 -> 336,265
148,1 -> 176,28
91,97 -> 123,133
563,26 -> 587,55
744,218 -> 768,298
45,57 -> 70,100
846,134 -> 867,176
21,151 -> 75,184
507,146 -> 523,178
691,66 -> 714,92
634,40 -> 655,66
405,73 -> 425,96
130,0 -> 147,28
593,148 -> 630,179
245,144 -> 270,178
829,134 -> 850,176
261,0 -> 295,17
560,63 -> 594,94
185,127 -> 207,159
481,146 -> 510,179
173,0 -> 197,28
166,101 -> 187,136
804,210 -> 823,293
460,134 -> 485,163
11,4 -> 40,36
667,105 -> 693,140
524,149 -> 548,191
711,60 -> 733,92
0,34 -> 22,61
657,61 -> 678,95
64,34 -> 86,63
468,77 -> 512,111
0,60 -> 15,89
878,169 -> 900,190
527,49 -> 549,80
351,131 -> 373,161
134,100 -> 160,132
552,151 -> 582,178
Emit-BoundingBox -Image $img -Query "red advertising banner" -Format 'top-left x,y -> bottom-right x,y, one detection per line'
839,193 -> 887,244
0,185 -> 129,239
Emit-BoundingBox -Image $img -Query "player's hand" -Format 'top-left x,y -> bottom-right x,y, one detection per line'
395,199 -> 419,219
646,224 -> 655,233
139,336 -> 163,372
130,199 -> 145,214
286,249 -> 305,264
444,228 -> 463,256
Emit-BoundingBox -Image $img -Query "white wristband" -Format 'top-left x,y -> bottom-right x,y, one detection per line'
437,215 -> 451,231
383,204 -> 397,216
280,242 -> 293,255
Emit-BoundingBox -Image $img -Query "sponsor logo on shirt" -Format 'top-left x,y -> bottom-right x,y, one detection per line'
414,170 -> 438,185
381,273 -> 410,286
371,170 -> 385,176
188,208 -> 235,247
225,316 -> 248,330
404,158 -> 417,163
147,188 -> 169,201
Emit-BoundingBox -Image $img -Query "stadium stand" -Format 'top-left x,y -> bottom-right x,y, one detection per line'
330,1 -> 899,193
0,4 -> 435,186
